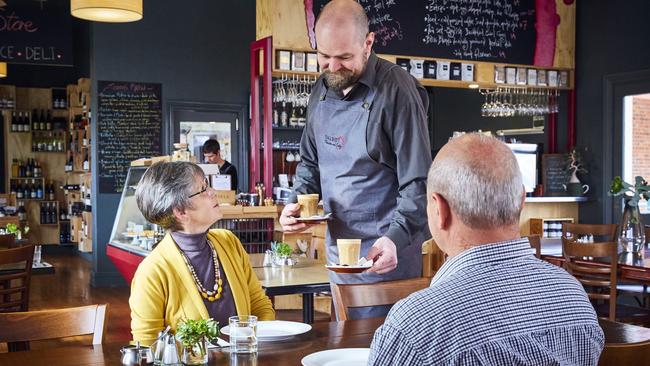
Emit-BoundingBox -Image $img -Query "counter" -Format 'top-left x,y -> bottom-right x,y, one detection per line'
520,196 -> 587,236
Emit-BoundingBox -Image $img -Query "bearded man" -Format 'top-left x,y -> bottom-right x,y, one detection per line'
279,0 -> 432,319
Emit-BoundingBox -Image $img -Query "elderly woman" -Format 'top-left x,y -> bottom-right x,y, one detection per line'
129,161 -> 274,345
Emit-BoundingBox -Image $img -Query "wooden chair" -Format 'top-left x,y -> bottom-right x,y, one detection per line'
562,238 -> 650,325
525,235 -> 541,259
330,277 -> 431,321
563,238 -> 618,321
599,341 -> 650,366
0,245 -> 34,313
562,223 -> 617,241
0,304 -> 108,351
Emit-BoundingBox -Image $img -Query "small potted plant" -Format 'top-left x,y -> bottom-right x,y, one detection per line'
176,318 -> 219,365
270,241 -> 296,266
3,223 -> 29,240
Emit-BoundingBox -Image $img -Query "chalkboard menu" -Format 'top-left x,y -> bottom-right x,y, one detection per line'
97,81 -> 163,194
312,0 -> 540,65
0,0 -> 73,66
542,154 -> 569,196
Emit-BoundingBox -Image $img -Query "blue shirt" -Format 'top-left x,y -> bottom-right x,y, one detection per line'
368,238 -> 604,365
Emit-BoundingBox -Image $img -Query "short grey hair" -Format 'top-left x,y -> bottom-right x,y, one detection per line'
427,134 -> 524,229
135,161 -> 205,231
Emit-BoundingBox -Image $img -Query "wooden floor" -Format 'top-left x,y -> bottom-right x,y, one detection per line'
2,251 -> 330,351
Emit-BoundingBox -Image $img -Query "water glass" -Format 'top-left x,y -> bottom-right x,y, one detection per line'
229,315 -> 257,354
230,352 -> 258,366
33,245 -> 42,264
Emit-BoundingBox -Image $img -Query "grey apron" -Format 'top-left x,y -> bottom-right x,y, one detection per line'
313,70 -> 422,318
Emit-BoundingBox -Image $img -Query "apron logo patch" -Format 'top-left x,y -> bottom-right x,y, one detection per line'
324,134 -> 345,150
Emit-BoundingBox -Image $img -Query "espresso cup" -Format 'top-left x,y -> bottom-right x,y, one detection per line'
297,194 -> 319,218
337,239 -> 361,266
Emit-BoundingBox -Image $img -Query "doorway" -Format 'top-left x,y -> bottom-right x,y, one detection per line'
603,69 -> 650,223
168,101 -> 248,192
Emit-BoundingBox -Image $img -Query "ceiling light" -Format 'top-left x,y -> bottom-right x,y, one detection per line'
468,83 -> 479,89
71,0 -> 143,23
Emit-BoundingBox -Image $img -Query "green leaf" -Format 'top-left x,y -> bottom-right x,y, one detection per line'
176,318 -> 220,347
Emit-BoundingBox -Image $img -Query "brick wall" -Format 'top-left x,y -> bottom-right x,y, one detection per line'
632,96 -> 650,181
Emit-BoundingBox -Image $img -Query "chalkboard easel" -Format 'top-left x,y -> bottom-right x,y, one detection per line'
542,154 -> 569,196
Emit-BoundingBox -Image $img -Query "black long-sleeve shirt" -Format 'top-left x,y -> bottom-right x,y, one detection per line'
292,53 -> 432,248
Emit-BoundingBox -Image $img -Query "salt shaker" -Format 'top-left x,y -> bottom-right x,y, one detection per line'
263,250 -> 273,267
161,334 -> 181,366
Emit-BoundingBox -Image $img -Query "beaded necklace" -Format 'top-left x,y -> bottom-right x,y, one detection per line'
177,239 -> 223,302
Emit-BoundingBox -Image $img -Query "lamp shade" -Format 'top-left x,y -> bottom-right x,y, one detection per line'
71,0 -> 142,23
0,63 -> 6,78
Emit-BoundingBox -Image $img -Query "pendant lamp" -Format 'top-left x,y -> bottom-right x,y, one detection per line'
0,63 -> 6,78
71,0 -> 142,23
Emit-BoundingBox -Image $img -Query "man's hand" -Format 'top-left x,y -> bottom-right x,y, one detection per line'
279,203 -> 314,232
365,236 -> 398,274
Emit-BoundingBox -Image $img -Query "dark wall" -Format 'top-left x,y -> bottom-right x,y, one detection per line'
575,1 -> 650,224
90,1 -> 256,286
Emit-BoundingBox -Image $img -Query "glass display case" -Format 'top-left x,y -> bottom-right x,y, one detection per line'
109,166 -> 164,256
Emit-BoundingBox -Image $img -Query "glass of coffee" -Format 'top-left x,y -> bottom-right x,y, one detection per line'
337,239 -> 361,265
297,194 -> 319,218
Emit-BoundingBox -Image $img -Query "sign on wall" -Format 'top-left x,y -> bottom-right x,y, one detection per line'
97,81 -> 163,194
0,0 -> 73,66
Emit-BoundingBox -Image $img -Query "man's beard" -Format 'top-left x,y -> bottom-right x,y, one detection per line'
323,68 -> 357,92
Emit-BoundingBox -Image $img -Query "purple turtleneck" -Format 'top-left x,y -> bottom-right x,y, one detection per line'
170,230 -> 236,329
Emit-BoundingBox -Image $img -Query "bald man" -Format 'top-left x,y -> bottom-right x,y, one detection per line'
280,0 -> 432,319
369,134 -> 604,365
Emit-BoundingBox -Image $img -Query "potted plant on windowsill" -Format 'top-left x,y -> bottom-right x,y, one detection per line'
176,318 -> 219,365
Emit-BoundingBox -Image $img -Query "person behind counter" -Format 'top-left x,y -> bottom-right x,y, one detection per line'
203,139 -> 238,191
129,161 -> 274,345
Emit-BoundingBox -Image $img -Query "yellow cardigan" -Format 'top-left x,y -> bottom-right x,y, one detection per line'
129,229 -> 275,345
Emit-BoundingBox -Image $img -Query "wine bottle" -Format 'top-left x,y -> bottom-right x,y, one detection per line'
10,111 -> 17,132
46,110 -> 52,131
32,109 -> 38,131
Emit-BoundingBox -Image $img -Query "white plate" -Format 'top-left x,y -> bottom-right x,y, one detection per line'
220,320 -> 312,341
301,348 -> 370,366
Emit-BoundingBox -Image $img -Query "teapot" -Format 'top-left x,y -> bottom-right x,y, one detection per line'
120,342 -> 153,365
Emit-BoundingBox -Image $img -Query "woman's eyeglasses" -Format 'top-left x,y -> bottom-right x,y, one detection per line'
188,178 -> 210,198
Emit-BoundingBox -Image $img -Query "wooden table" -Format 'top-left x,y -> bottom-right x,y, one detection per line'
541,238 -> 650,283
0,317 -> 647,365
0,261 -> 54,275
250,254 -> 330,324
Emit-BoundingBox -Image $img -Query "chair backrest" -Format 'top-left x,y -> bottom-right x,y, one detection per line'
562,223 -> 618,241
562,238 -> 618,321
422,239 -> 446,277
0,234 -> 16,249
525,235 -> 542,259
0,304 -> 108,345
330,277 -> 431,321
0,245 -> 34,312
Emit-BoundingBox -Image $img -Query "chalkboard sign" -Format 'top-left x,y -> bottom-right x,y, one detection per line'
97,81 -> 163,194
311,0 -> 545,65
542,154 -> 569,196
0,0 -> 73,66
